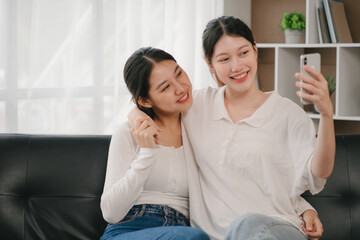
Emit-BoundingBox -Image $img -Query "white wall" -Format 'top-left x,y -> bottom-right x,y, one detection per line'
223,0 -> 251,27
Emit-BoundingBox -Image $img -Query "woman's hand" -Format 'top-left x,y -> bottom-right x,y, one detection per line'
128,107 -> 161,148
128,107 -> 161,131
295,65 -> 333,118
130,119 -> 159,149
301,209 -> 323,240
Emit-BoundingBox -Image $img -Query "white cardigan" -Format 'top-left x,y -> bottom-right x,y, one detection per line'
100,122 -> 189,224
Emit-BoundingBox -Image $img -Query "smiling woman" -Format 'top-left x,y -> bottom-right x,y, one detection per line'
0,0 -> 223,134
123,47 -> 193,120
100,47 -> 209,240
209,36 -> 258,96
137,60 -> 193,119
127,16 -> 335,240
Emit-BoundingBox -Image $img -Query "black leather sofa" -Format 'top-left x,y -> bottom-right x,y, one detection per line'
0,134 -> 359,240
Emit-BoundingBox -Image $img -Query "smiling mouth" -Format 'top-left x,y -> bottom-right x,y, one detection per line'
177,92 -> 189,103
231,71 -> 248,82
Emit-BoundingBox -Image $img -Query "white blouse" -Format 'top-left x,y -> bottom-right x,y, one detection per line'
183,87 -> 326,240
100,122 -> 189,224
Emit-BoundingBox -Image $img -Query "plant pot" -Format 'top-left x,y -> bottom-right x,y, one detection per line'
284,29 -> 302,44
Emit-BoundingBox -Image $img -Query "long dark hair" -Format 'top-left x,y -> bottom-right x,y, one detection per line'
202,16 -> 256,86
123,47 -> 176,118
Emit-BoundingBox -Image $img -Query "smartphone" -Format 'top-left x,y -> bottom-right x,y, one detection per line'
300,53 -> 321,105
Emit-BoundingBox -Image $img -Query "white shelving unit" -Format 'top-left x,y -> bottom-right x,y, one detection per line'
256,43 -> 360,121
337,46 -> 360,119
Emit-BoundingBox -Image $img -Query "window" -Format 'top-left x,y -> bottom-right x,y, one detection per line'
0,0 -> 223,134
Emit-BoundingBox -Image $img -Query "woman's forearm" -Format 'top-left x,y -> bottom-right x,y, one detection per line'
312,114 -> 335,179
101,149 -> 157,223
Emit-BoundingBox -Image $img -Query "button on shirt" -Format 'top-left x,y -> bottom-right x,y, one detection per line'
183,86 -> 326,240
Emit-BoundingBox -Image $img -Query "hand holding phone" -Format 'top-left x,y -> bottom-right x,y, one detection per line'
299,53 -> 321,105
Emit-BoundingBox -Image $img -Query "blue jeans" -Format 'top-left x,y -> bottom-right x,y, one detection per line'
100,204 -> 209,240
225,213 -> 308,240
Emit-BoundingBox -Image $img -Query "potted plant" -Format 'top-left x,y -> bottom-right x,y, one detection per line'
280,11 -> 306,43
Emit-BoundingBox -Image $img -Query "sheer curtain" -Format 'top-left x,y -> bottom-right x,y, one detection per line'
0,0 -> 223,134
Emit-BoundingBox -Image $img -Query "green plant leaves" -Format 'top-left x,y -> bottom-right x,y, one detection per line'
280,12 -> 305,31
326,75 -> 336,95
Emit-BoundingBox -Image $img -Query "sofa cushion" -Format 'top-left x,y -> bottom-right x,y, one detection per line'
0,134 -> 111,240
1,134 -> 360,240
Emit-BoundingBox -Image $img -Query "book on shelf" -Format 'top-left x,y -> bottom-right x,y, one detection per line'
319,5 -> 331,43
322,0 -> 337,43
316,0 -> 324,43
330,0 -> 353,43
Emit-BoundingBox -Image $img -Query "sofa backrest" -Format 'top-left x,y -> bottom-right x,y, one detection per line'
0,134 -> 111,240
1,134 -> 359,240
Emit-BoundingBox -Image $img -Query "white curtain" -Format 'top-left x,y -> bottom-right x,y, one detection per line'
0,0 -> 223,134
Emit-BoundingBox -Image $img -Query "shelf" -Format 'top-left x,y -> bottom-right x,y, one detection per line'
256,43 -> 359,124
308,113 -> 360,121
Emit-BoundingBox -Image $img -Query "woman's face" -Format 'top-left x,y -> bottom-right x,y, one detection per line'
209,35 -> 258,94
141,60 -> 193,116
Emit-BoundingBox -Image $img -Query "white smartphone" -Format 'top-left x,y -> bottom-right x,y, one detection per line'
300,53 -> 321,105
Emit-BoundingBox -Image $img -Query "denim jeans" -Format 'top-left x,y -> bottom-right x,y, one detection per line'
225,213 -> 308,240
100,204 -> 210,240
